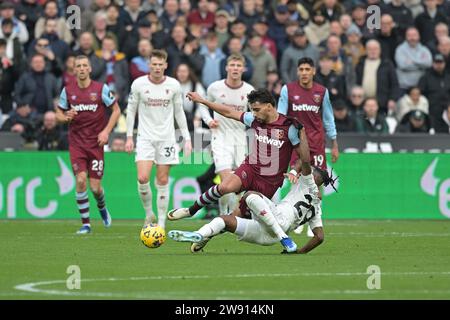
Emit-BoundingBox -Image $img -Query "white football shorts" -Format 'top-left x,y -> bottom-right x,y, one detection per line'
135,139 -> 179,165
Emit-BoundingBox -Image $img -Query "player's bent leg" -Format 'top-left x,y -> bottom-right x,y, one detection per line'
217,169 -> 235,215
245,193 -> 297,252
90,178 -> 111,228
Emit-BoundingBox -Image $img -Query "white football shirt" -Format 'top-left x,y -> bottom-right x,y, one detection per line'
126,75 -> 190,142
199,79 -> 254,145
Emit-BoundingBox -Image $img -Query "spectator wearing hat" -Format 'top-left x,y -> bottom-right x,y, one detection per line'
0,1 -> 29,44
268,4 -> 291,60
280,28 -> 319,84
373,14 -> 402,65
0,37 -> 18,115
395,27 -> 433,91
243,33 -> 277,89
304,10 -> 330,46
238,0 -> 260,31
34,1 -> 72,45
214,10 -> 231,48
396,109 -> 432,133
386,0 -> 414,38
434,103 -> 450,133
355,39 -> 401,115
252,18 -> 277,60
418,53 -> 450,128
142,0 -> 164,16
415,0 -> 449,46
396,86 -> 429,122
355,98 -> 390,134
0,17 -> 24,72
315,53 -> 347,102
333,99 -> 357,133
187,0 -> 215,33
343,23 -> 366,68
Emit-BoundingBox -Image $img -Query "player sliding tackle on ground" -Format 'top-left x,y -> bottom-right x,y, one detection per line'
168,128 -> 328,254
168,89 -> 306,252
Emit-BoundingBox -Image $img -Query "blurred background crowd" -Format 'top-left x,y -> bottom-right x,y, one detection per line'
0,0 -> 449,151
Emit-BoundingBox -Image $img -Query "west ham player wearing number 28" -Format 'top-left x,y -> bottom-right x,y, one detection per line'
56,55 -> 121,234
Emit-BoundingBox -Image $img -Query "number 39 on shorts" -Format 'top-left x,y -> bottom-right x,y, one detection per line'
91,160 -> 104,171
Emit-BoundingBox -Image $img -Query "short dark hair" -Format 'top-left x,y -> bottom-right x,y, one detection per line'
247,89 -> 276,108
297,57 -> 315,67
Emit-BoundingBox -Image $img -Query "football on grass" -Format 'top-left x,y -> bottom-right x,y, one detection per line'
140,223 -> 166,248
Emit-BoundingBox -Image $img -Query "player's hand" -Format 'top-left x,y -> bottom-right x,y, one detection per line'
65,108 -> 78,122
184,140 -> 192,157
186,92 -> 204,104
331,145 -> 339,163
125,137 -> 134,154
208,119 -> 219,129
98,130 -> 109,147
284,172 -> 299,184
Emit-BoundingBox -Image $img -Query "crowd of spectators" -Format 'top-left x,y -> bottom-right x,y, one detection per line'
0,0 -> 449,150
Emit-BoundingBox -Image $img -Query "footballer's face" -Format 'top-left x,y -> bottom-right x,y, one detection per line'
74,58 -> 92,80
250,101 -> 272,123
226,59 -> 245,81
149,56 -> 168,79
297,63 -> 315,87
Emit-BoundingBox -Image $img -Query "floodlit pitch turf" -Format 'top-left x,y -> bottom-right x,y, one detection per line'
1,219 -> 449,300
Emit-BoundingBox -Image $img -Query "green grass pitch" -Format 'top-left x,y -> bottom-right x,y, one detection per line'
1,219 -> 449,300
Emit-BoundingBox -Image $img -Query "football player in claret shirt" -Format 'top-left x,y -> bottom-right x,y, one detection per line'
278,56 -> 339,236
169,89 -> 305,253
169,127 -> 331,255
56,55 -> 121,234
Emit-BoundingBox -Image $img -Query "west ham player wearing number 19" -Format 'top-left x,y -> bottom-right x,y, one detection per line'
56,55 -> 121,234
125,50 -> 192,230
168,89 -> 304,252
278,57 -> 339,236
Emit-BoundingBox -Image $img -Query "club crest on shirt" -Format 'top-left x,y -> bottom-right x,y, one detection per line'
166,89 -> 170,95
241,95 -> 244,101
313,93 -> 321,103
90,92 -> 98,101
294,95 -> 300,100
71,95 -> 77,100
273,129 -> 284,139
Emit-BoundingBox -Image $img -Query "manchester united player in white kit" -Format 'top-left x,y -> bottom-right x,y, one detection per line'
125,50 -> 192,229
199,53 -> 254,215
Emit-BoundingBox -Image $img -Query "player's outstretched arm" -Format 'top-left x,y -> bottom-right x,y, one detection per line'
296,227 -> 324,254
187,91 -> 243,122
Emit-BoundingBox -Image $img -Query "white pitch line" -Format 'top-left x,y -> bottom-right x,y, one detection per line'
13,271 -> 450,298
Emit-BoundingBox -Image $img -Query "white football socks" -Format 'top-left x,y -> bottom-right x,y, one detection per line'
156,182 -> 169,229
245,193 -> 288,240
218,193 -> 237,215
197,217 -> 226,238
138,181 -> 156,224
